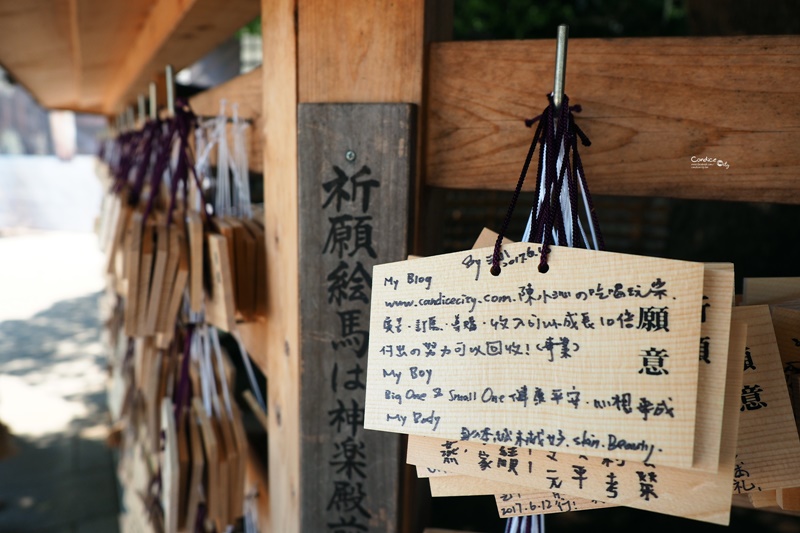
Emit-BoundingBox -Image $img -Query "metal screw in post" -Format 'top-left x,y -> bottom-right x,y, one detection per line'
345,150 -> 356,162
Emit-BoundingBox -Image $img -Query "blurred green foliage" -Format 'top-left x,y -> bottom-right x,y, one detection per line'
237,2 -> 690,40
237,17 -> 262,36
453,0 -> 688,40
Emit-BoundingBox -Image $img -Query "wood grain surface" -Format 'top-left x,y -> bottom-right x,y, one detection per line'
368,243 -> 706,468
260,0 -> 301,531
425,36 -> 800,203
407,323 -> 747,525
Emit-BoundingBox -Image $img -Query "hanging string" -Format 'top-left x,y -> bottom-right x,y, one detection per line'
505,513 -> 545,533
166,99 -> 211,227
492,93 -> 604,277
490,107 -> 546,277
499,95 -> 602,533
141,117 -> 174,225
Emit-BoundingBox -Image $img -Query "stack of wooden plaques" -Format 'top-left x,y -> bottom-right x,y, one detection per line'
95,116 -> 269,532
364,229 -> 800,526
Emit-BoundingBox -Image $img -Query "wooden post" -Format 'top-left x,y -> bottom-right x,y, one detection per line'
261,0 -> 300,532
262,2 -> 451,532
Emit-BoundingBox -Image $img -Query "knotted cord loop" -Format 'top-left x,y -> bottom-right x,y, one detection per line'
491,94 -> 604,276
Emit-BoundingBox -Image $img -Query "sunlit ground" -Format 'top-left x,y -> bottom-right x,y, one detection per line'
0,231 -> 119,532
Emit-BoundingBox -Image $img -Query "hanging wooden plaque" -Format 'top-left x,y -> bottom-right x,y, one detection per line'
733,305 -> 800,492
743,277 -> 800,305
366,242 -> 705,467
463,230 -> 733,472
408,322 -> 746,525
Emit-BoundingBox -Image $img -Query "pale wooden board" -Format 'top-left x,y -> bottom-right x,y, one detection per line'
495,491 -> 610,518
104,200 -> 128,275
750,489 -> 779,508
297,103 -> 414,532
415,260 -> 734,515
206,234 -> 237,333
429,473 -> 530,496
416,465 -> 448,478
732,493 -> 800,518
124,212 -> 143,336
778,487 -> 800,511
157,231 -> 189,348
211,396 -> 233,529
161,398 -> 179,533
177,414 -> 190,530
186,212 -> 204,314
772,307 -> 800,428
229,403 -> 249,520
425,37 -> 800,204
408,322 -> 747,525
185,403 -> 205,533
472,229 -> 732,472
366,242 -> 705,467
155,227 -> 181,337
733,306 -> 800,491
193,398 -> 220,529
691,265 -> 734,471
144,224 -> 169,336
743,278 -> 800,305
136,222 -> 155,336
423,471 -> 613,516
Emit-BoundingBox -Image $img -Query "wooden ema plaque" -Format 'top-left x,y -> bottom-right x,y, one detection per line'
732,305 -> 800,492
365,242 -> 705,468
465,231 -> 734,472
743,277 -> 800,305
408,322 -> 746,525
419,467 -> 610,515
297,103 -> 415,532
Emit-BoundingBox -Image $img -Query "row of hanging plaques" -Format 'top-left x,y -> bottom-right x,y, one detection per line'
361,226 -> 800,526
96,99 -> 268,533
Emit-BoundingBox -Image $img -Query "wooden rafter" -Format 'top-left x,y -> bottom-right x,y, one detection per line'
0,0 -> 258,114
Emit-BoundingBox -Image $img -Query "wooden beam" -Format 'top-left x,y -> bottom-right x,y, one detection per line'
261,2 -> 300,533
103,0 -> 259,114
425,36 -> 800,204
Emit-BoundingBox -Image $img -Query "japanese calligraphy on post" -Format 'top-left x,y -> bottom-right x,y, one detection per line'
365,243 -> 705,468
298,104 -> 414,532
